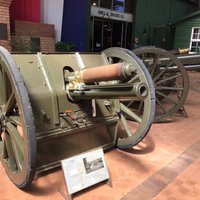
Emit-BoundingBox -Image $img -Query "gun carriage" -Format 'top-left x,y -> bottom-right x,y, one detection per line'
0,47 -> 155,188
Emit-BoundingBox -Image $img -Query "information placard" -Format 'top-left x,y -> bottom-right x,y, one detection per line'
61,148 -> 109,195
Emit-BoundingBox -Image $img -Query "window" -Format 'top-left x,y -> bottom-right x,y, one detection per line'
190,27 -> 200,53
100,0 -> 112,9
113,0 -> 124,12
0,23 -> 8,40
91,0 -> 135,14
30,38 -> 40,52
124,0 -> 134,13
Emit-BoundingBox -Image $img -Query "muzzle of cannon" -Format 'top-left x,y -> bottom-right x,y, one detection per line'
0,46 -> 155,189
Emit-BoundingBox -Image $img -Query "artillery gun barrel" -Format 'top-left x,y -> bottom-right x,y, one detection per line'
142,54 -> 200,72
176,54 -> 200,71
163,54 -> 200,70
66,62 -> 148,101
176,54 -> 200,66
79,63 -> 126,82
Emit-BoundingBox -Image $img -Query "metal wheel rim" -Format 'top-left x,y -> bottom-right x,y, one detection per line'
103,47 -> 155,148
133,47 -> 189,122
0,46 -> 36,188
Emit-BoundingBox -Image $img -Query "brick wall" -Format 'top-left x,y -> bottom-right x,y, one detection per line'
13,20 -> 55,52
0,0 -> 12,51
0,1 -> 55,52
40,37 -> 55,52
15,20 -> 55,38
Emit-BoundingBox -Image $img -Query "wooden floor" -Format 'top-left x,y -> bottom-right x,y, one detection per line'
1,71 -> 200,200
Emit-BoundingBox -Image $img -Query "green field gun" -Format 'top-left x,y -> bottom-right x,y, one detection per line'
132,46 -> 200,122
130,46 -> 190,122
0,47 -> 155,189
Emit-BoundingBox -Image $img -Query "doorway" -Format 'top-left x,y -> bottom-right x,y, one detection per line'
91,17 -> 132,52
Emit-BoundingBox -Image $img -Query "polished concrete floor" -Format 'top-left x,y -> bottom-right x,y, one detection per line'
1,71 -> 200,200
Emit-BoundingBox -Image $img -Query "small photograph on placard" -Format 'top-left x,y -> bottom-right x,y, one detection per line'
83,157 -> 104,174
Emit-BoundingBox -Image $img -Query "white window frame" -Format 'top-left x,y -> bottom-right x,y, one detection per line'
189,27 -> 200,53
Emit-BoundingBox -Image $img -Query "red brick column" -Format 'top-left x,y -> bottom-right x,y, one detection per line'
0,0 -> 12,51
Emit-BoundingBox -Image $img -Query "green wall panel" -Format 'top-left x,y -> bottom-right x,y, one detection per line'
134,0 -> 196,49
174,16 -> 200,49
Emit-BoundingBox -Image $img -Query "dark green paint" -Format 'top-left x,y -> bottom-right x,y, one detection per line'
174,11 -> 200,49
134,0 -> 196,49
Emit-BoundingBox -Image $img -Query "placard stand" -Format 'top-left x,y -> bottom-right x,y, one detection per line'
106,169 -> 113,188
60,148 -> 112,199
58,178 -> 72,200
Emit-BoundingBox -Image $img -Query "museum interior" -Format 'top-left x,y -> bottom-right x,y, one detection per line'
0,0 -> 200,199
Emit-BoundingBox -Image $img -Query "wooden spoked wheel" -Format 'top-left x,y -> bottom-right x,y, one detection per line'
103,47 -> 155,148
0,46 -> 36,188
133,47 -> 189,122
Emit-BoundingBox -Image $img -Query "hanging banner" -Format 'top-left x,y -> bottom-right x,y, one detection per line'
41,0 -> 64,42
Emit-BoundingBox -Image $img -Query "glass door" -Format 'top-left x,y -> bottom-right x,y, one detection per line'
92,19 -> 103,52
103,20 -> 112,49
112,21 -> 124,47
91,17 -> 132,51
